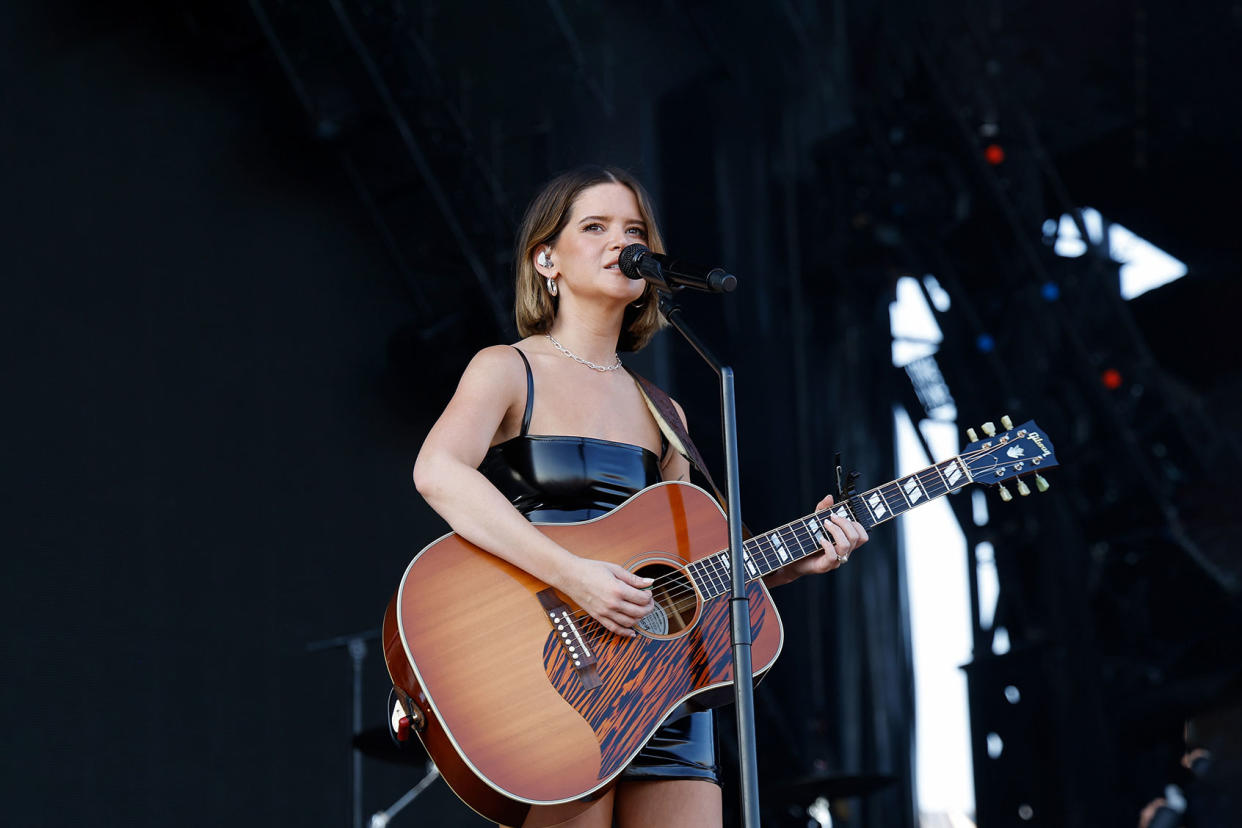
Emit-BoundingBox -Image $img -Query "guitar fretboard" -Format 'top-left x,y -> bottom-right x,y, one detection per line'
686,454 -> 973,599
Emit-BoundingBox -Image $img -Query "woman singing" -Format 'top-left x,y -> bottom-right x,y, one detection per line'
412,165 -> 868,827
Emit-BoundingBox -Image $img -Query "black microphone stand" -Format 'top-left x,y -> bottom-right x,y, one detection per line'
307,628 -> 380,828
656,291 -> 761,828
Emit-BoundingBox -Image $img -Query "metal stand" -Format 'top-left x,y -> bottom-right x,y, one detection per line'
307,629 -> 381,828
657,292 -> 761,828
369,762 -> 440,828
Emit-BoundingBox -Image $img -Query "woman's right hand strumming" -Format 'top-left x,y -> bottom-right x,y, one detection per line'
557,557 -> 655,637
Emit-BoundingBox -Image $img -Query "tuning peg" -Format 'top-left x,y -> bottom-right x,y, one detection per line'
966,428 -> 979,442
997,484 -> 1013,502
1016,478 -> 1031,496
1035,474 -> 1050,493
1001,415 -> 1013,430
981,422 -> 997,437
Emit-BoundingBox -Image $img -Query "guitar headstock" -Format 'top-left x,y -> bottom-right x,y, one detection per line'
961,417 -> 1058,501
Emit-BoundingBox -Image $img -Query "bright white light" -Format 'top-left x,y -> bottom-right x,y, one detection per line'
892,277 -> 974,820
1048,207 -> 1187,298
971,489 -> 989,527
928,402 -> 958,422
895,407 -> 975,816
919,418 -> 960,459
892,338 -> 939,368
976,542 -> 998,630
992,626 -> 1011,655
1109,222 -> 1188,299
923,274 -> 951,311
1053,212 -> 1088,257
890,276 -> 943,343
808,796 -> 832,827
1084,208 -> 1104,244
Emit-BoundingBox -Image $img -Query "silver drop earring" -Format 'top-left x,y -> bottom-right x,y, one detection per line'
538,250 -> 556,295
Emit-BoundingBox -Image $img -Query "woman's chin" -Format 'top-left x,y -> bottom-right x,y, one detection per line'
561,274 -> 646,307
598,278 -> 645,304
610,274 -> 647,302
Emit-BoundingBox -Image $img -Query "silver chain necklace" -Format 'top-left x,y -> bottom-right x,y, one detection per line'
545,333 -> 623,372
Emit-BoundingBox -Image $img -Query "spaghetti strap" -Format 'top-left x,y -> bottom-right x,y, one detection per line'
511,346 -> 534,437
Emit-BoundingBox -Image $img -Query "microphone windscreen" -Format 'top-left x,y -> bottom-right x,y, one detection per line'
618,244 -> 649,280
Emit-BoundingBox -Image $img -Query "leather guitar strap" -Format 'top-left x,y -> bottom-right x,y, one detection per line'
628,369 -> 752,537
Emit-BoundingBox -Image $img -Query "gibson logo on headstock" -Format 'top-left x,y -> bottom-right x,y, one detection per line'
1027,432 -> 1051,457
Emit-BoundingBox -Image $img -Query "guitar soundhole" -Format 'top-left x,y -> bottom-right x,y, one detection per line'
632,561 -> 700,638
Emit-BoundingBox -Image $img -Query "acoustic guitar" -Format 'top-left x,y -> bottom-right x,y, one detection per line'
383,419 -> 1058,826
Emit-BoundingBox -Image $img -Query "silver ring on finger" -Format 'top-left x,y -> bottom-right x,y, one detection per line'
834,552 -> 849,564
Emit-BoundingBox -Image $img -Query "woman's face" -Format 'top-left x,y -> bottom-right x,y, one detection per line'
542,182 -> 649,307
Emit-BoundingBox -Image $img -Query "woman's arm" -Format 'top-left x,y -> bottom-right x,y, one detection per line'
413,346 -> 654,636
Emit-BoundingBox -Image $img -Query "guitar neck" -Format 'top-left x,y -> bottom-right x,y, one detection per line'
686,455 -> 974,599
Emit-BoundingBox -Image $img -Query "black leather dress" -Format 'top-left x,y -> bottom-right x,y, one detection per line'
476,347 -> 721,786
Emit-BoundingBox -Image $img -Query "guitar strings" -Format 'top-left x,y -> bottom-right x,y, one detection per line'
559,515 -> 837,635
565,493 -> 902,634
569,502 -> 932,632
569,488 -> 921,639
562,474 -> 928,627
557,441 -> 1023,636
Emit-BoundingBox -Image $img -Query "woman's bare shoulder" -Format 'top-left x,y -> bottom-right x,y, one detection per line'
438,345 -> 527,413
460,343 -> 528,381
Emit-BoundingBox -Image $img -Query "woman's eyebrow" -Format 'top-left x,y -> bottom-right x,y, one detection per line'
576,214 -> 645,225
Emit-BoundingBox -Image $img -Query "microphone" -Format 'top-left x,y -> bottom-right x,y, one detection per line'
618,244 -> 737,293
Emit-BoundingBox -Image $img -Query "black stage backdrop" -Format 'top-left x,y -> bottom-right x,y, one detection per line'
3,4 -> 908,826
7,3 -> 1241,828
2,5 -> 446,823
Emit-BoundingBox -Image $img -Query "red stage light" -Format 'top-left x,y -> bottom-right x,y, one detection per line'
1102,368 -> 1123,390
984,144 -> 1006,165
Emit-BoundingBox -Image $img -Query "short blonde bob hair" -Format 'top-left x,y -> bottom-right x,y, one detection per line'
514,165 -> 666,352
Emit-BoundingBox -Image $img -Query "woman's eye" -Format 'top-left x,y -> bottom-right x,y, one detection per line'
584,223 -> 604,232
627,227 -> 648,237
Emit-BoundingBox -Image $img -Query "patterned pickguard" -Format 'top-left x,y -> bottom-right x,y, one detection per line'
541,581 -> 770,779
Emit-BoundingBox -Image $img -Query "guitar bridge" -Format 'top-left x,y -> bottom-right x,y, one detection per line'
537,589 -> 603,691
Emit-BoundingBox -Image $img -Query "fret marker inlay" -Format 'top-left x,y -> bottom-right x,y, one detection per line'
903,477 -> 924,503
867,492 -> 887,519
806,519 -> 826,550
769,532 -> 789,561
